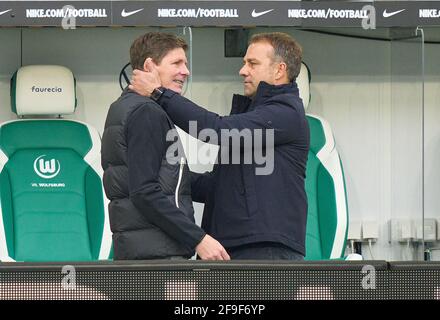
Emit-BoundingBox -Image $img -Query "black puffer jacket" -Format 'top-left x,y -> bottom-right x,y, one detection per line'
101,89 -> 205,260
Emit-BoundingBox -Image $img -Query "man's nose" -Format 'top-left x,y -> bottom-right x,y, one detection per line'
181,65 -> 190,76
239,65 -> 247,77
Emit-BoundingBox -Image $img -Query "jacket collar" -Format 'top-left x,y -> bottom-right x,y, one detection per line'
230,81 -> 299,114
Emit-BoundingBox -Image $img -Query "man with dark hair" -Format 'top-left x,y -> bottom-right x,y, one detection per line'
130,32 -> 309,260
101,32 -> 229,260
129,32 -> 187,71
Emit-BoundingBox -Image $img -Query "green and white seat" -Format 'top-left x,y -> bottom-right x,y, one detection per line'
298,63 -> 349,260
0,65 -> 112,262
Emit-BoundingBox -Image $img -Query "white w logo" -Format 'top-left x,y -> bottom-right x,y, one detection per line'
39,158 -> 56,173
33,155 -> 61,179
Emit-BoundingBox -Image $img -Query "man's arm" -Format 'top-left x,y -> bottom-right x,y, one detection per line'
129,66 -> 305,146
158,90 -> 305,147
127,104 -> 229,260
190,170 -> 215,203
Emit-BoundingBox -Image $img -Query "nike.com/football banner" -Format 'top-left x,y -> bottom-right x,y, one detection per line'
0,1 -> 439,27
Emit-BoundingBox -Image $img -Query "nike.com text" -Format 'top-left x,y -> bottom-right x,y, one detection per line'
158,8 -> 238,18
288,9 -> 368,19
26,8 -> 107,18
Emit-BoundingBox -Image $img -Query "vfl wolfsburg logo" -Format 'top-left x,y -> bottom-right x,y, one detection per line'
33,155 -> 61,179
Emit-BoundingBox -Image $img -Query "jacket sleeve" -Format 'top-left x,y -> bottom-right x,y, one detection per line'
126,104 -> 206,250
157,89 -> 306,146
190,170 -> 215,203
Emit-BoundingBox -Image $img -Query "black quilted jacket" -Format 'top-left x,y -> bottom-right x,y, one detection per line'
101,89 -> 205,260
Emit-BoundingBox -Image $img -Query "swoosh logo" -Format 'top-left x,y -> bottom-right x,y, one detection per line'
121,8 -> 144,18
0,9 -> 12,16
251,9 -> 274,18
383,9 -> 405,18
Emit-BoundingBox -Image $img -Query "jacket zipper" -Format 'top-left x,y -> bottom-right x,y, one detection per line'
175,157 -> 185,208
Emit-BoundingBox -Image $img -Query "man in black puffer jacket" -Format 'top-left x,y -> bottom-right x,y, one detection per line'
130,32 -> 310,260
101,32 -> 229,260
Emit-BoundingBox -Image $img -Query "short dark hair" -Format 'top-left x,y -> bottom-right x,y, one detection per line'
130,32 -> 188,70
250,32 -> 302,82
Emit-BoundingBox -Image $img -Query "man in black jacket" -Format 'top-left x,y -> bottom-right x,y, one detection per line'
129,32 -> 309,260
101,32 -> 229,260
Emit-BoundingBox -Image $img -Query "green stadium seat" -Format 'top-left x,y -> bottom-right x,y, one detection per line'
0,65 -> 112,262
298,63 -> 349,260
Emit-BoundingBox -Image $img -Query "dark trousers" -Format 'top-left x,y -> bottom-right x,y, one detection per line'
226,242 -> 304,260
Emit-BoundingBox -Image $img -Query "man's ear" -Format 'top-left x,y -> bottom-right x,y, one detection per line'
143,57 -> 157,72
275,62 -> 288,81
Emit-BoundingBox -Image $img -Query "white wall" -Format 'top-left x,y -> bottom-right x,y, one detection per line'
0,26 -> 439,260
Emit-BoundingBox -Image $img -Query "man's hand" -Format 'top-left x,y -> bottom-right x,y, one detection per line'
196,234 -> 230,260
129,58 -> 162,97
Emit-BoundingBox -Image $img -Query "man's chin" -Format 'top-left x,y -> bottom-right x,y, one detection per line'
169,86 -> 183,95
243,90 -> 254,97
243,85 -> 256,97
